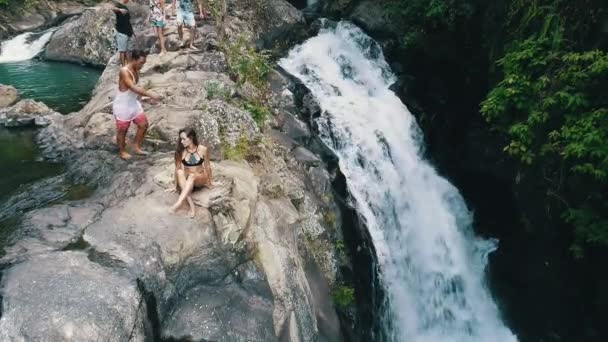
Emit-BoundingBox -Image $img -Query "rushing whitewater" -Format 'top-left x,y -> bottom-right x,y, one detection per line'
0,29 -> 55,63
280,22 -> 517,342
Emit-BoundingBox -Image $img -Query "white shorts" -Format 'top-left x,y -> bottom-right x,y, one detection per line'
176,9 -> 195,27
114,31 -> 132,52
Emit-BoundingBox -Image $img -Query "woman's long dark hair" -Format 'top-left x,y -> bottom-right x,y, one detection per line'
175,128 -> 199,164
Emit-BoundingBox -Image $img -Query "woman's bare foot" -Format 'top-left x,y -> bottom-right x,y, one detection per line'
169,203 -> 180,214
119,151 -> 132,160
188,45 -> 199,51
188,207 -> 196,218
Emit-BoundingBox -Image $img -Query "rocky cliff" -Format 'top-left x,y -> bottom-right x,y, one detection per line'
0,1 -> 354,340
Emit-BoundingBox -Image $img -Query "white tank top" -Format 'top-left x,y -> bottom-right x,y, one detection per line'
113,68 -> 143,121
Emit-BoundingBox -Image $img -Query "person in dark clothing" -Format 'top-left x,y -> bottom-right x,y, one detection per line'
112,0 -> 134,66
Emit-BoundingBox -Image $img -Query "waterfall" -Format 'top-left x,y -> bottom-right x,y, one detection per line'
280,22 -> 517,342
0,29 -> 55,63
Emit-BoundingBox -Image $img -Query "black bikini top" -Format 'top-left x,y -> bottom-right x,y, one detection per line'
182,146 -> 204,167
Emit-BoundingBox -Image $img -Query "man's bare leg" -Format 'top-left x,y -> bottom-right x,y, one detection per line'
117,129 -> 132,160
189,26 -> 197,49
132,119 -> 149,155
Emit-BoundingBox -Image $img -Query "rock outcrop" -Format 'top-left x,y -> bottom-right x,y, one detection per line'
0,98 -> 58,128
0,84 -> 19,108
43,2 -> 153,67
43,7 -> 117,67
0,3 -> 348,339
0,0 -> 86,41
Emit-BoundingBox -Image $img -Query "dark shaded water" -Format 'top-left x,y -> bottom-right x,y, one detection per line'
0,128 -> 63,200
0,59 -> 101,247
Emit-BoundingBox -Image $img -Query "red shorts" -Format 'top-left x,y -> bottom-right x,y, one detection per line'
115,113 -> 147,132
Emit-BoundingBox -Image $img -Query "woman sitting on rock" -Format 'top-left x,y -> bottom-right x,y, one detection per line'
169,128 -> 212,217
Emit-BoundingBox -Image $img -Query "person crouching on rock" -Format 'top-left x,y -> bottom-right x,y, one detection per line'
170,128 -> 212,217
112,50 -> 160,160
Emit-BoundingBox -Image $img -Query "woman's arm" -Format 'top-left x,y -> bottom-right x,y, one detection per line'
174,156 -> 183,190
205,146 -> 212,182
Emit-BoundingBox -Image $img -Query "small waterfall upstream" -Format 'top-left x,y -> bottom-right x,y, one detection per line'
0,29 -> 55,63
280,22 -> 518,342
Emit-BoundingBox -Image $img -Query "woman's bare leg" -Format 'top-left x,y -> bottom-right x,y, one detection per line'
192,172 -> 210,187
186,195 -> 196,217
171,176 -> 194,212
157,27 -> 167,54
170,170 -> 188,213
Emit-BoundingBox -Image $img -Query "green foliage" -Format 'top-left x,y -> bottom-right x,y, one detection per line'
378,0 -> 606,260
0,0 -> 37,9
505,0 -> 603,49
207,0 -> 228,41
223,36 -> 272,89
332,285 -> 355,308
222,133 -> 250,161
481,36 -> 608,254
323,210 -> 337,228
334,239 -> 346,256
205,81 -> 231,101
242,101 -> 270,128
385,0 -> 475,48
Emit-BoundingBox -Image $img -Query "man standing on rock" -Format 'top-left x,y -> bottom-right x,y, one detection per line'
113,50 -> 160,160
173,0 -> 198,50
112,0 -> 134,66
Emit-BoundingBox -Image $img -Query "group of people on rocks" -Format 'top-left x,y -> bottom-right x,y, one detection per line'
110,0 -> 213,218
112,0 -> 207,64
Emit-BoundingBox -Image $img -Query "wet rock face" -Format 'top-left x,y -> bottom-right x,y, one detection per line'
0,251 -> 147,341
0,1 -> 87,39
162,262 -> 275,341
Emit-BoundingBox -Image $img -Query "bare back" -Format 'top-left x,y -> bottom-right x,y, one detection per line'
118,66 -> 138,93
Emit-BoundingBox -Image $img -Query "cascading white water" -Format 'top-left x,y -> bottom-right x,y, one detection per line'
280,22 -> 518,342
0,29 -> 55,63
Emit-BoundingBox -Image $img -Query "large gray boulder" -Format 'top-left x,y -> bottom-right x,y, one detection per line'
44,7 -> 116,67
226,0 -> 307,49
0,251 -> 147,341
44,1 -> 152,67
349,0 -> 403,37
162,262 -> 275,340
